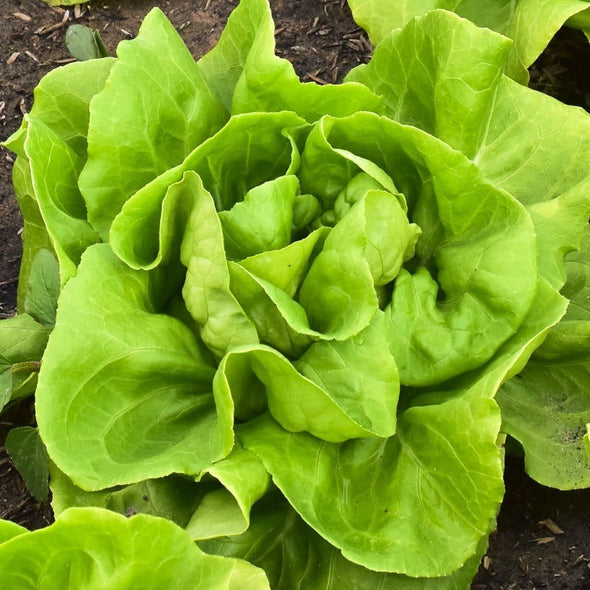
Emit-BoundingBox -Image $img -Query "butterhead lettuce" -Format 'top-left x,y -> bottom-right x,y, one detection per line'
2,0 -> 590,587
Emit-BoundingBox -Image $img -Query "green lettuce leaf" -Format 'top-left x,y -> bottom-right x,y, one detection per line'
199,0 -> 384,120
5,427 -> 49,502
19,118 -> 99,284
78,8 -> 228,239
110,111 -> 307,269
0,521 -> 27,544
201,491 -> 487,589
36,244 -> 233,490
180,172 -> 259,358
187,445 -> 271,540
347,0 -> 590,81
7,1 -> 589,585
0,508 -> 270,589
238,386 -> 501,577
215,317 -> 398,443
49,461 -> 206,528
2,58 -> 112,291
0,313 -> 51,408
300,112 -> 538,386
23,249 -> 59,327
346,9 -> 512,159
498,227 -> 590,489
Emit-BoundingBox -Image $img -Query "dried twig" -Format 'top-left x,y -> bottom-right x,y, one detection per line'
24,50 -> 39,63
13,12 -> 32,22
539,518 -> 564,535
6,52 -> 20,66
307,17 -> 320,35
35,9 -> 70,35
0,278 -> 19,288
305,71 -> 329,85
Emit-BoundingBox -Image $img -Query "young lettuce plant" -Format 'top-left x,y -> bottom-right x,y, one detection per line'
2,0 -> 590,587
348,0 -> 590,83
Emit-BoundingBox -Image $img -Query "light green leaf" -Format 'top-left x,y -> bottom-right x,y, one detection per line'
0,507 -> 270,589
198,0 -> 383,121
3,57 -> 114,159
197,0 -> 276,113
484,277 -> 569,385
567,7 -> 590,39
110,111 -> 307,270
239,386 -> 502,577
326,189 -> 420,286
347,0 -> 590,81
525,185 -> 590,290
476,77 -> 590,287
297,212 -> 379,339
294,311 -> 399,436
499,362 -> 590,490
187,445 -> 271,540
36,244 -> 233,490
79,8 -> 228,239
201,492 -> 487,590
2,59 -> 110,290
2,58 -> 112,306
349,0 -> 457,46
346,10 -> 511,159
49,462 -> 205,527
498,228 -> 590,489
228,263 -> 315,358
561,227 -> 590,324
22,117 -> 100,285
219,176 -> 298,260
0,521 -> 27,545
218,337 -> 397,442
7,157 -> 53,310
500,0 -> 590,81
238,228 -> 328,298
180,172 -> 259,358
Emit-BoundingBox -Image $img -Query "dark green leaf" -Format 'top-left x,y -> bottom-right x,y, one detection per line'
5,427 -> 49,502
65,25 -> 109,61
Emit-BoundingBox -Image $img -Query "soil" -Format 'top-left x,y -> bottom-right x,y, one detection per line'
1,1 -> 590,588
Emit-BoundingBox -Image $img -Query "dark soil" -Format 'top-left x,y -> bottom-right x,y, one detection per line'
1,1 -> 590,588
